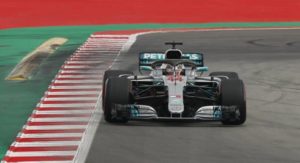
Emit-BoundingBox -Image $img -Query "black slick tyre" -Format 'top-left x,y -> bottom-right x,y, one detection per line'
102,70 -> 133,108
104,77 -> 131,123
209,71 -> 239,80
220,79 -> 246,125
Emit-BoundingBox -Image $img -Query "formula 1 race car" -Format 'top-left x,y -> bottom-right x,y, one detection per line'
102,42 -> 246,125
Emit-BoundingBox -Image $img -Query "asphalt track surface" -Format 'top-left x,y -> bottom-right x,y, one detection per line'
86,29 -> 300,163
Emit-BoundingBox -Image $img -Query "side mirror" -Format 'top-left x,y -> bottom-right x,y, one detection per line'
196,66 -> 208,72
140,66 -> 153,71
139,66 -> 153,74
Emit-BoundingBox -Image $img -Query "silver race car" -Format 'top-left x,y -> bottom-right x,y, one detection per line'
102,42 -> 246,125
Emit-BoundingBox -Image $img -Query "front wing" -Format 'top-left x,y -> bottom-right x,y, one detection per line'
111,104 -> 241,122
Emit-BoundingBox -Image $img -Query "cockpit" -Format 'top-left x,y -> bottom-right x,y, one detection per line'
138,42 -> 207,76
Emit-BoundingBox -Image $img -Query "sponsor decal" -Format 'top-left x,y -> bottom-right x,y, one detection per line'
170,99 -> 182,104
170,95 -> 182,99
141,53 -> 165,60
182,53 -> 202,60
140,53 -> 202,60
167,75 -> 183,81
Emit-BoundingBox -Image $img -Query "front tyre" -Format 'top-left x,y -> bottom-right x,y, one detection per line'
209,71 -> 239,80
104,77 -> 132,123
220,79 -> 246,125
102,70 -> 133,108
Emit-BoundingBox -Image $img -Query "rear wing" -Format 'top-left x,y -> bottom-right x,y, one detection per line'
139,52 -> 204,69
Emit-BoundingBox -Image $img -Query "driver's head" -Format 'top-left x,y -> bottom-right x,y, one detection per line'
176,64 -> 184,70
166,64 -> 173,74
161,63 -> 173,75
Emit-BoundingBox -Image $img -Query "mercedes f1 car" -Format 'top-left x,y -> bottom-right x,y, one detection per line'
102,42 -> 246,125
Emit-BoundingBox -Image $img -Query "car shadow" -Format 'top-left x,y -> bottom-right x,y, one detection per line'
101,119 -> 245,128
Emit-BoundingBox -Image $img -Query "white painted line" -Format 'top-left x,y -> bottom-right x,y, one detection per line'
81,46 -> 123,49
73,35 -> 131,163
45,91 -> 100,95
34,110 -> 93,115
38,104 -> 96,108
85,42 -> 127,44
34,108 -> 94,113
90,34 -> 129,37
27,121 -> 89,125
85,41 -> 126,43
83,43 -> 126,45
110,34 -> 136,68
7,151 -> 77,157
82,45 -> 124,48
79,47 -> 122,49
72,54 -> 115,57
79,49 -> 122,51
68,57 -> 105,60
83,45 -> 124,47
62,65 -> 99,69
49,86 -> 101,89
12,141 -> 80,147
65,61 -> 104,64
18,133 -> 84,138
67,59 -> 104,62
89,37 -> 129,39
86,41 -> 127,44
25,125 -> 88,130
73,91 -> 103,163
52,80 -> 102,84
72,53 -> 108,55
2,160 -> 73,163
84,44 -> 126,45
71,55 -> 111,57
59,70 -> 102,74
83,45 -> 125,48
78,49 -> 121,51
56,75 -> 102,78
43,97 -> 98,101
86,39 -> 127,42
74,51 -> 118,53
48,89 -> 100,92
86,40 -> 127,42
76,51 -> 120,54
28,118 -> 91,122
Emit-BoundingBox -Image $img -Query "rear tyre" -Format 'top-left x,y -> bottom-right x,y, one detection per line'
102,70 -> 133,108
220,79 -> 246,125
104,77 -> 132,123
209,71 -> 239,80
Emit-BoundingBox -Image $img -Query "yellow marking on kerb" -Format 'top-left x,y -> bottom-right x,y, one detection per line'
6,37 -> 68,80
